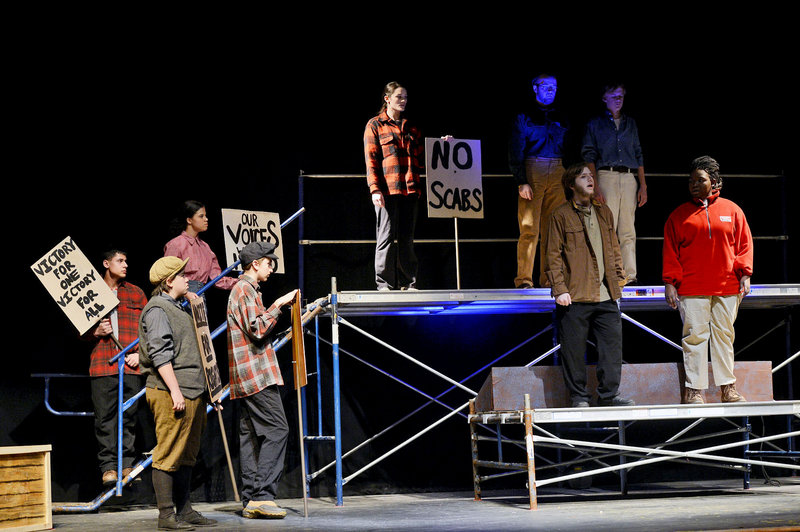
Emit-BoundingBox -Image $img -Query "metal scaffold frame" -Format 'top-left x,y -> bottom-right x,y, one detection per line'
302,281 -> 800,507
469,396 -> 800,510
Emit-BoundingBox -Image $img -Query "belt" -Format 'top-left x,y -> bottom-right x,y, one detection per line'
598,166 -> 633,173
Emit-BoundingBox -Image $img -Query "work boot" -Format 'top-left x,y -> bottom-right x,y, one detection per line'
178,510 -> 217,527
242,500 -> 287,519
158,512 -> 195,530
597,395 -> 635,407
685,388 -> 704,404
721,384 -> 746,403
102,470 -> 117,485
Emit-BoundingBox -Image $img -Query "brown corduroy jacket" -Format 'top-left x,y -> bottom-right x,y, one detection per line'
545,200 -> 626,302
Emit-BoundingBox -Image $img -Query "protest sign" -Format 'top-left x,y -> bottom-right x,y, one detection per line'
425,137 -> 483,219
221,209 -> 284,273
190,297 -> 225,403
31,236 -> 119,336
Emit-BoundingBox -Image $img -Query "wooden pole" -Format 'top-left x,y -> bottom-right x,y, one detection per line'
217,407 -> 240,501
292,291 -> 309,518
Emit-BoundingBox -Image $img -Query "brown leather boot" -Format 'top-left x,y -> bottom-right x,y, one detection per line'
684,388 -> 704,404
102,470 -> 117,485
721,383 -> 746,403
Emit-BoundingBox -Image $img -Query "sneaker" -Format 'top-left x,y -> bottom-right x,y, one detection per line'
571,399 -> 590,408
158,514 -> 195,530
377,286 -> 391,291
721,384 -> 746,403
401,286 -> 418,291
101,470 -> 117,485
685,387 -> 704,404
597,395 -> 635,407
242,500 -> 287,519
179,510 -> 217,527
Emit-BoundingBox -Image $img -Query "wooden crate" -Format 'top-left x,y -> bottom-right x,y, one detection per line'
0,445 -> 52,531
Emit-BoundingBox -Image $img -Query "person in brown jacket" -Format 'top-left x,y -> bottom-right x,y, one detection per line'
545,162 -> 634,408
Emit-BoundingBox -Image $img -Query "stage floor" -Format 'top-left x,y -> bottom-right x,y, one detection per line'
50,477 -> 800,531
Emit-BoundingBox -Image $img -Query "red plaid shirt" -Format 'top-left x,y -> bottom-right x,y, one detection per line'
226,275 -> 283,399
363,110 -> 424,196
82,281 -> 148,377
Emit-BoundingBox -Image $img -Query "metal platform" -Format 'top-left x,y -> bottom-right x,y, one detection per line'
470,399 -> 800,425
332,284 -> 800,316
468,396 -> 800,510
311,282 -> 800,508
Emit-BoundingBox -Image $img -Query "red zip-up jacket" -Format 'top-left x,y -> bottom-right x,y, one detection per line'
662,190 -> 753,296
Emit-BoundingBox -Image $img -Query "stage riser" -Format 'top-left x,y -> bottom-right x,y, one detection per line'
474,362 -> 774,411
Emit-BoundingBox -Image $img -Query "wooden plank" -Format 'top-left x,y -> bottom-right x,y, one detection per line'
474,362 -> 774,411
0,466 -> 44,483
0,478 -> 46,497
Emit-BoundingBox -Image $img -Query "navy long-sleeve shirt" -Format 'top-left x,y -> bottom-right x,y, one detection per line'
581,111 -> 644,170
508,104 -> 569,185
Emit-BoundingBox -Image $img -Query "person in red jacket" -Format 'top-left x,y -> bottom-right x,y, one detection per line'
663,156 -> 753,404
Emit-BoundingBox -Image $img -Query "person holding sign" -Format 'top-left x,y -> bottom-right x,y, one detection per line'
138,256 -> 220,530
545,163 -> 633,408
164,200 -> 238,298
226,241 -> 298,519
364,81 -> 425,291
509,73 -> 570,288
81,249 -> 148,486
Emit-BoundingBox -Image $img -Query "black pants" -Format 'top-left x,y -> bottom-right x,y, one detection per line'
556,299 -> 623,403
375,194 -> 419,290
238,385 -> 289,505
91,374 -> 143,472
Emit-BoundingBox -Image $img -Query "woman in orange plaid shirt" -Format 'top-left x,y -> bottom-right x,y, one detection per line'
363,81 -> 425,291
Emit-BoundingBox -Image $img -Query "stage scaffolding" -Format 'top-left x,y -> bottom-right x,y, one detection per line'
295,170 -> 796,506
304,282 -> 800,507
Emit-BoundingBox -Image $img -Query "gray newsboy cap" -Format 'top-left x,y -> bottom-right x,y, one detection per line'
239,241 -> 278,266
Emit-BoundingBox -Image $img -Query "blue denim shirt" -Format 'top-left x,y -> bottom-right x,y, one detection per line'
508,105 -> 569,185
581,111 -> 643,170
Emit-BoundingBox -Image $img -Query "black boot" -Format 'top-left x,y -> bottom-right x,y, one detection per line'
174,466 -> 216,527
152,468 -> 194,530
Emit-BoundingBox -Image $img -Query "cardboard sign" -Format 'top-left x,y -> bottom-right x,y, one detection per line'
425,137 -> 483,219
190,297 -> 225,403
221,209 -> 284,273
31,236 -> 119,336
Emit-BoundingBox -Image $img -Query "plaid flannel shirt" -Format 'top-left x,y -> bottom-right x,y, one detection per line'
226,275 -> 283,399
83,281 -> 148,377
363,110 -> 424,196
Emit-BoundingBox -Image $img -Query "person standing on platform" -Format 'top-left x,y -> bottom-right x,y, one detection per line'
226,241 -> 298,519
364,81 -> 424,291
545,163 -> 634,408
509,73 -> 569,288
581,82 -> 647,284
663,156 -> 753,405
138,256 -> 219,530
164,200 -> 238,298
82,249 -> 148,486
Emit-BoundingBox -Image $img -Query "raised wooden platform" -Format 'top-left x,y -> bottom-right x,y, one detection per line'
474,362 -> 774,411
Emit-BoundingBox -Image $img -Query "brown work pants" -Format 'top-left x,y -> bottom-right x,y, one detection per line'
515,157 -> 565,287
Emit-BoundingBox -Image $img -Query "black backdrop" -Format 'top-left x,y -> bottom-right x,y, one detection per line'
6,25 -> 797,503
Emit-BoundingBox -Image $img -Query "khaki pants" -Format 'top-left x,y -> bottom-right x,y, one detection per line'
678,295 -> 740,390
515,158 -> 565,287
146,388 -> 207,472
597,169 -> 638,281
